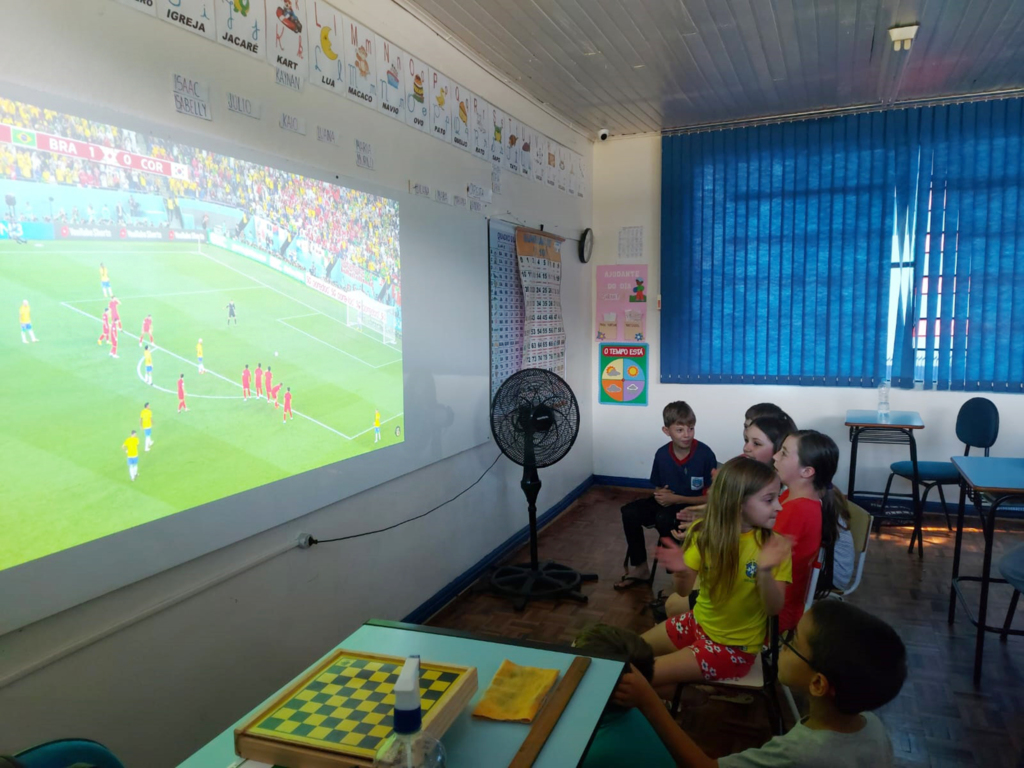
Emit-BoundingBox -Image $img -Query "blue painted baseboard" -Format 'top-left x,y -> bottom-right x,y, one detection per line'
402,474 -> 596,624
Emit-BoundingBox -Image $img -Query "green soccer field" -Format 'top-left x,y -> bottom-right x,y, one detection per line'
0,239 -> 404,572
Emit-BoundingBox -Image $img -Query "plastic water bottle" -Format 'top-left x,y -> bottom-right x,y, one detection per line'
877,380 -> 891,421
373,656 -> 446,768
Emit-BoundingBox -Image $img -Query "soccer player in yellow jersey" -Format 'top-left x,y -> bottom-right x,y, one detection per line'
374,409 -> 381,443
142,344 -> 154,385
196,338 -> 205,374
99,262 -> 112,298
123,429 -> 140,481
19,299 -> 38,343
140,402 -> 154,452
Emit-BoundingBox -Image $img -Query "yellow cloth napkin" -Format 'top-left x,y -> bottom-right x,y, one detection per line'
472,660 -> 560,723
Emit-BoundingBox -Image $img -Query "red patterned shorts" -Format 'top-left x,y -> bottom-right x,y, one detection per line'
665,611 -> 758,681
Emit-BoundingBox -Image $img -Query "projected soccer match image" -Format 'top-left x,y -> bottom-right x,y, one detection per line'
0,96 -> 404,573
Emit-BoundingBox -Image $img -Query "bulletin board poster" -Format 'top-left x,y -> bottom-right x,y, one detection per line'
600,343 -> 648,406
516,229 -> 566,378
596,265 -> 647,341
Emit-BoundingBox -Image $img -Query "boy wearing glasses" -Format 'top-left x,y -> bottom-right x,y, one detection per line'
613,600 -> 906,767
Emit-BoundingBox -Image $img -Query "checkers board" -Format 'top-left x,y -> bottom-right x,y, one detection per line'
235,649 -> 477,768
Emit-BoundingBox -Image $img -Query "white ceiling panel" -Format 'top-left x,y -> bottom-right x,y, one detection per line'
401,0 -> 1024,137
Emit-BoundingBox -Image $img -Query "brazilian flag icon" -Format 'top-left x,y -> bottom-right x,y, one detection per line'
12,129 -> 36,148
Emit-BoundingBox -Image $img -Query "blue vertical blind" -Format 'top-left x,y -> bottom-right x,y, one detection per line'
889,99 -> 1024,392
662,98 -> 1024,391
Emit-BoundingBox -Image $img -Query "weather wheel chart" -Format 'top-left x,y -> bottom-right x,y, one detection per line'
0,95 -> 405,574
599,343 -> 648,406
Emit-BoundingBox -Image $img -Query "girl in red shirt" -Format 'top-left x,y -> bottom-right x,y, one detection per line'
772,430 -> 850,633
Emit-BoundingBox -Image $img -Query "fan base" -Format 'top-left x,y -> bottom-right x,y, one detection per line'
489,561 -> 598,611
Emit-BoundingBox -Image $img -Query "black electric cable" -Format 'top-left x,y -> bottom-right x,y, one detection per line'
309,452 -> 503,546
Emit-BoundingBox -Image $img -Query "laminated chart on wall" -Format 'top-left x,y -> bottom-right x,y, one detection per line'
596,265 -> 647,342
342,15 -> 378,109
375,35 -> 407,121
308,0 -> 344,95
600,343 -> 648,406
428,68 -> 452,143
405,53 -> 429,133
490,106 -> 506,166
216,0 -> 267,60
267,0 -> 309,78
451,81 -> 473,153
157,0 -> 216,40
489,220 -> 525,400
472,94 -> 491,161
516,228 -> 566,378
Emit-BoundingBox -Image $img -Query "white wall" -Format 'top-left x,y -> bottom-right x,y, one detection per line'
0,2 -> 592,765
591,135 -> 1024,493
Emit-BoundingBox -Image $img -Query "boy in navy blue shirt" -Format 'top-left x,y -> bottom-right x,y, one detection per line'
614,401 -> 717,590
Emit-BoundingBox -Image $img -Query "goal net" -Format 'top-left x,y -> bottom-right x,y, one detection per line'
345,292 -> 397,345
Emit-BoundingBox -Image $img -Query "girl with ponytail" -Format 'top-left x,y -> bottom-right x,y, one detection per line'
772,430 -> 853,631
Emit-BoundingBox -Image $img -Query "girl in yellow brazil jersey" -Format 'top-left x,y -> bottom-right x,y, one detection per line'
641,457 -> 793,688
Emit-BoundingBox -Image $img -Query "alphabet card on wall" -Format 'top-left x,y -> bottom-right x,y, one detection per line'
375,36 -> 406,122
544,136 -> 558,188
404,54 -> 429,133
307,0 -> 344,94
567,150 -> 579,198
451,82 -> 473,153
519,124 -> 534,179
267,0 -> 308,79
428,68 -> 452,144
157,0 -> 215,40
556,144 -> 569,194
531,130 -> 546,184
490,106 -> 505,166
503,115 -> 521,175
342,15 -> 377,109
471,95 -> 491,161
217,0 -> 267,60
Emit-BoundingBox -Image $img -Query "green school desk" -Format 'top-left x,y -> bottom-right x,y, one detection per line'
178,620 -> 625,768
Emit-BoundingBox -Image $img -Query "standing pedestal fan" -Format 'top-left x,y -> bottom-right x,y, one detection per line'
489,368 -> 597,610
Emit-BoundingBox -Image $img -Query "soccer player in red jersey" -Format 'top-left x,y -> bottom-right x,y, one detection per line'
282,387 -> 293,422
269,382 -> 282,408
264,366 -> 274,403
242,364 -> 251,400
177,373 -> 187,412
108,295 -> 122,331
254,363 -> 264,397
109,323 -> 119,358
139,314 -> 154,346
98,308 -> 111,345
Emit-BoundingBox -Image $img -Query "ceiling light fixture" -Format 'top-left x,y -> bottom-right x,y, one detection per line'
889,24 -> 919,51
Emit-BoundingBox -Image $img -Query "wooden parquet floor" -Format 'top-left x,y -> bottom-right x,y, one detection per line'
427,485 -> 1024,767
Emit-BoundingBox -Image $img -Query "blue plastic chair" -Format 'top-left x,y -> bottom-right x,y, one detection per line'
13,739 -> 124,768
880,397 -> 999,531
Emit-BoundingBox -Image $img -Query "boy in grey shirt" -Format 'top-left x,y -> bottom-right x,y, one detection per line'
613,600 -> 906,767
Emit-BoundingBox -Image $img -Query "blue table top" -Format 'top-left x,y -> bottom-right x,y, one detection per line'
179,621 -> 625,768
952,456 -> 1024,495
845,409 -> 925,428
